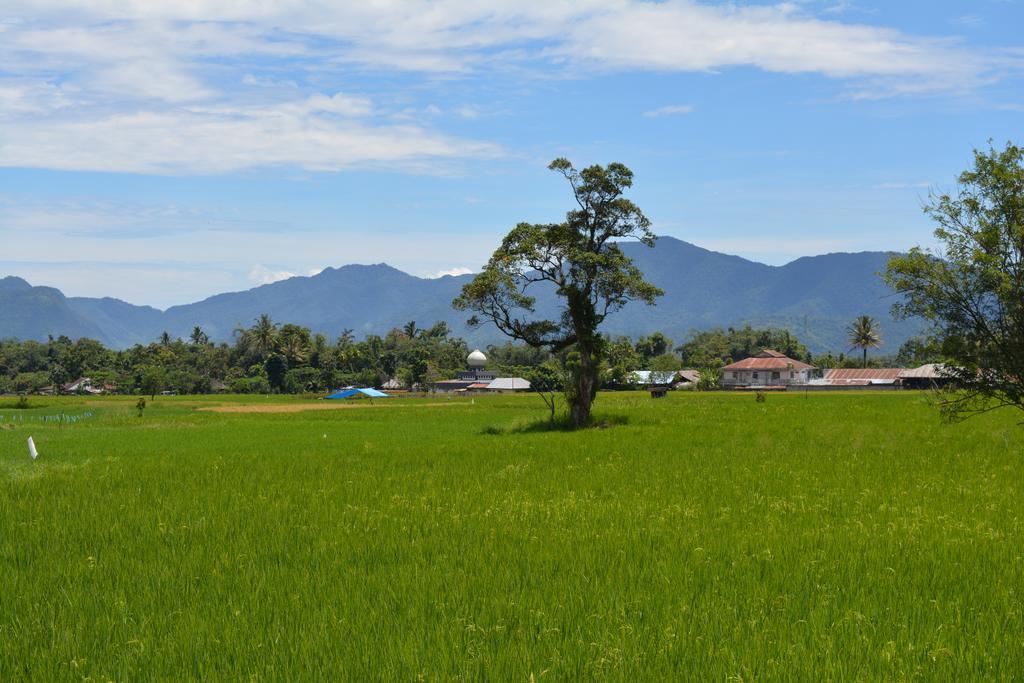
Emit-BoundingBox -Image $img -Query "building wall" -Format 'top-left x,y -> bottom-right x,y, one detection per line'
721,368 -> 812,386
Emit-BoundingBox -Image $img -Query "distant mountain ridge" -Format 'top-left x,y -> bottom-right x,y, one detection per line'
0,237 -> 923,354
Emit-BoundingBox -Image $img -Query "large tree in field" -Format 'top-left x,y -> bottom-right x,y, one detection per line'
454,159 -> 662,428
886,142 -> 1024,420
847,315 -> 882,368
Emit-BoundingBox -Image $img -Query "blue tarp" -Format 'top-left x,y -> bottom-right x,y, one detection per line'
325,387 -> 390,399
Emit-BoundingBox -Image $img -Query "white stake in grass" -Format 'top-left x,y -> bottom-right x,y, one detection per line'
27,436 -> 39,460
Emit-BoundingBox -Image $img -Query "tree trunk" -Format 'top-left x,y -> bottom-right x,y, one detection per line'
570,346 -> 596,428
863,347 -> 867,368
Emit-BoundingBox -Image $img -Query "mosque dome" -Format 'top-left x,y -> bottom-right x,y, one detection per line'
467,349 -> 487,368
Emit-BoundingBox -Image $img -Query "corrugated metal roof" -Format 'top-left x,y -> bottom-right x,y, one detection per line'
824,368 -> 903,381
813,378 -> 898,386
677,370 -> 701,384
487,377 -> 531,390
722,354 -> 815,371
898,363 -> 950,379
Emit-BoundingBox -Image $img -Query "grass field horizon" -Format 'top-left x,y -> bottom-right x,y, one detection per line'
2,391 -> 1022,679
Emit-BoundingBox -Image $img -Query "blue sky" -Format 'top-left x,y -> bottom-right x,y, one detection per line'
1,0 -> 1022,308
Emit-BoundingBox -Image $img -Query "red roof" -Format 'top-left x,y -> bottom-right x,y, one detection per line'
722,349 -> 815,371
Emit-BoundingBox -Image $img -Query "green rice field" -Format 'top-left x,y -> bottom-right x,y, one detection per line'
1,391 -> 1022,680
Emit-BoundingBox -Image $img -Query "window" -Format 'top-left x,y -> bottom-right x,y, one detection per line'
771,371 -> 780,380
753,372 -> 759,380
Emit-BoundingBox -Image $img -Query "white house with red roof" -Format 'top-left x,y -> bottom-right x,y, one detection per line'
721,349 -> 816,387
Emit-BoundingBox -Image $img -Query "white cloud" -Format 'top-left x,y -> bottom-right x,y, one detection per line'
555,3 -> 992,97
249,264 -> 299,285
5,2 -> 1008,88
242,73 -> 298,89
248,265 -> 324,284
643,104 -> 695,118
0,1 -> 1016,175
431,266 -> 474,278
0,94 -> 499,174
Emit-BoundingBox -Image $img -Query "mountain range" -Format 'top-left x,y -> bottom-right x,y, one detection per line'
0,237 -> 923,354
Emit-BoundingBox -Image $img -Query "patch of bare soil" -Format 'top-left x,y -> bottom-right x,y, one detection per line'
197,401 -> 464,414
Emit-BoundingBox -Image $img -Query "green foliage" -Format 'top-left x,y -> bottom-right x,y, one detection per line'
0,315 -> 470,397
896,335 -> 943,367
283,367 -> 323,394
1,393 -> 1022,678
696,364 -> 722,391
634,331 -> 674,363
601,336 -> 643,387
229,376 -> 272,394
676,325 -> 810,366
648,353 -> 680,372
12,372 -> 50,394
485,341 -> 551,368
139,366 -> 167,399
886,141 -> 1024,419
454,159 -> 662,427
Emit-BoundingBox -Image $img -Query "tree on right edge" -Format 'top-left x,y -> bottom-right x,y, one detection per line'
886,142 -> 1024,420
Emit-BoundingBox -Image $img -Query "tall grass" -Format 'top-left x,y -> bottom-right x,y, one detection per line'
1,392 -> 1022,679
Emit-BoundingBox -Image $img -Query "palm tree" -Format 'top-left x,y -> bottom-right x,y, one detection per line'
847,315 -> 882,368
279,333 -> 308,366
189,326 -> 208,346
402,320 -> 418,339
159,331 -> 172,347
250,314 -> 278,360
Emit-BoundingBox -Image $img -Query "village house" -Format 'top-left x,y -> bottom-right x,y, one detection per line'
721,349 -> 816,388
898,363 -> 955,389
62,377 -> 110,394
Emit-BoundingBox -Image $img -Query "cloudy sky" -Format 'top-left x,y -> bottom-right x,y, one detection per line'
1,0 -> 1022,307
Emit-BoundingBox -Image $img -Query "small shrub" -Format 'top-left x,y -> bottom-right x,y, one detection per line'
755,391 -> 766,403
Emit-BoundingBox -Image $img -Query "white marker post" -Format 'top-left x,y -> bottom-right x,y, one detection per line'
27,436 -> 39,460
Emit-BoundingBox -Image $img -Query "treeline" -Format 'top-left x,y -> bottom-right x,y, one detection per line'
0,318 -> 941,396
0,316 -> 468,396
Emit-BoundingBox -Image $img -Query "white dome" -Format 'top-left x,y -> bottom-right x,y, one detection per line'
467,349 -> 487,368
